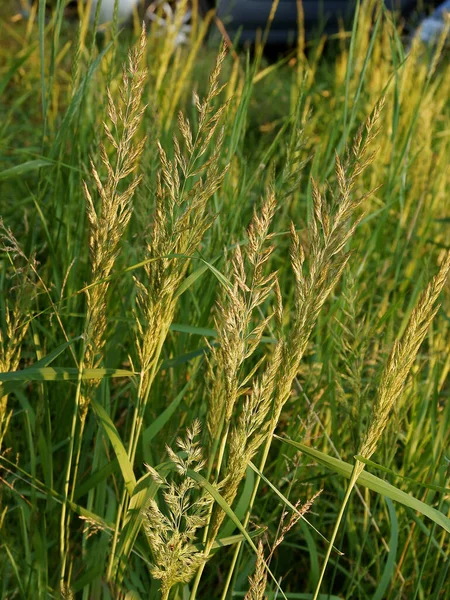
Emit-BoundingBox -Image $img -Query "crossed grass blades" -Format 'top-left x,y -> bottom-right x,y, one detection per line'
1,4 -> 450,599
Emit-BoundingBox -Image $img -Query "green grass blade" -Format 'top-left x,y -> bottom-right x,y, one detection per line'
0,337 -> 82,396
174,256 -> 219,299
38,0 -> 47,133
187,469 -> 288,600
160,345 -> 214,370
0,366 -> 134,383
113,462 -> 175,585
0,159 -> 53,181
209,528 -> 266,550
218,466 -> 255,540
373,498 -> 398,600
354,455 -> 450,494
73,459 -> 119,501
52,41 -> 113,155
3,545 -> 25,597
1,455 -> 114,529
169,323 -> 217,337
275,436 -> 450,533
248,461 -> 342,555
232,594 -> 342,599
142,372 -> 197,447
0,44 -> 37,97
341,0 -> 360,149
91,399 -> 136,496
197,255 -> 232,290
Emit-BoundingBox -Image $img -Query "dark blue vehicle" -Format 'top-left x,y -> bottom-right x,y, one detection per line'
23,1 -> 449,45
214,1 -> 444,45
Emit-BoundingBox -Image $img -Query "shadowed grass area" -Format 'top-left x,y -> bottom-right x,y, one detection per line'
0,1 -> 449,599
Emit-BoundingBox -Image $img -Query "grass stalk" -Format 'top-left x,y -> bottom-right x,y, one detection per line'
312,251 -> 450,599
312,463 -> 360,600
1,4 -> 450,598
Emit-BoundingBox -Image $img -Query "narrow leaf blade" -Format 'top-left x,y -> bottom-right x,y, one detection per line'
275,436 -> 450,534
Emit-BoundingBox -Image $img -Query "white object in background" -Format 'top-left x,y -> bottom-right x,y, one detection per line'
90,0 -> 140,23
418,0 -> 450,44
146,2 -> 192,46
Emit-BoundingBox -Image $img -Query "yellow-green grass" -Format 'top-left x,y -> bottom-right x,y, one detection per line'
0,1 -> 449,599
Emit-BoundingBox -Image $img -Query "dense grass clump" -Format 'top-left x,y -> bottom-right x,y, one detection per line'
1,1 -> 449,599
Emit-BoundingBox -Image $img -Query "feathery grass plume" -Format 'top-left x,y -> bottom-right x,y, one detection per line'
107,46 -> 229,583
256,99 -> 384,478
188,190 -> 282,598
82,25 -> 148,407
129,46 -> 229,463
142,0 -> 217,128
312,251 -> 450,600
358,251 -> 450,469
270,491 -> 322,559
244,540 -> 268,600
150,0 -> 192,93
209,96 -> 382,566
244,491 -> 321,600
205,189 -> 279,471
142,420 -> 212,600
331,271 -> 373,453
60,584 -> 75,600
208,329 -> 284,543
217,101 -> 385,598
272,98 -> 384,428
0,221 -> 39,447
59,28 -> 148,588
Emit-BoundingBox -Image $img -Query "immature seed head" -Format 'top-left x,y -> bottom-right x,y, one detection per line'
359,252 -> 450,466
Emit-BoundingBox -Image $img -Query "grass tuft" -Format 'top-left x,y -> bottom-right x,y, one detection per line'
0,2 -> 449,599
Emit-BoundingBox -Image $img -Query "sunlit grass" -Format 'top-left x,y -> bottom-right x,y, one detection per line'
0,2 -> 449,599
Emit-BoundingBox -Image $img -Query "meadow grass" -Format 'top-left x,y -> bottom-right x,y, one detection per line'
0,1 -> 450,599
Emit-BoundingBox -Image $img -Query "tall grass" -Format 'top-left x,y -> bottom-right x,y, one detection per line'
0,1 -> 449,599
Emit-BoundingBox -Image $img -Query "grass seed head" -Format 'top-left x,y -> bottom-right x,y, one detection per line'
359,252 -> 450,466
82,27 -> 148,395
142,422 -> 212,599
244,540 -> 268,600
0,221 -> 40,444
134,46 -> 229,391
